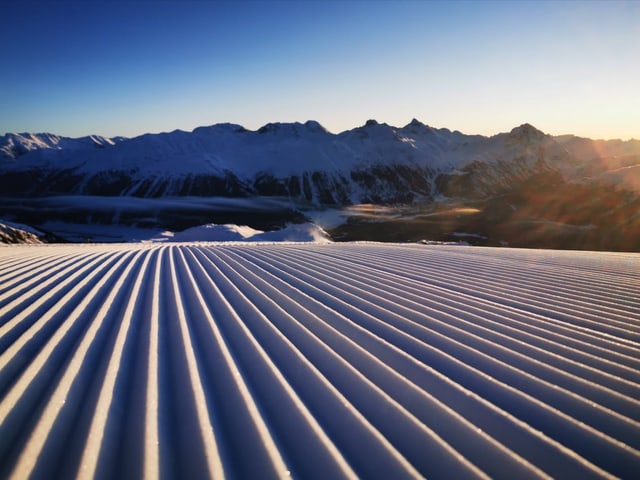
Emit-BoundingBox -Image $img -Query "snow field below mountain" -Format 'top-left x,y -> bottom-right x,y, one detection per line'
0,243 -> 639,478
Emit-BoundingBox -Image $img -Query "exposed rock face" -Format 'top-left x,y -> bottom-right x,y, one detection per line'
0,221 -> 45,244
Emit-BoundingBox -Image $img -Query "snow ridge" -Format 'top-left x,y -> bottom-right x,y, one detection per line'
0,243 -> 639,478
0,132 -> 120,161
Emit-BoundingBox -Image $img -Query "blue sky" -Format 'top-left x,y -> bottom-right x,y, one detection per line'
1,0 -> 638,139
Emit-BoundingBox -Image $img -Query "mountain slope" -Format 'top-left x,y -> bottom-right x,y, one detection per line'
1,121 -> 639,249
2,121 -> 639,203
0,121 -> 589,200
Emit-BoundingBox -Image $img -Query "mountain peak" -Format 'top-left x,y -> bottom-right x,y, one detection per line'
303,120 -> 329,133
402,118 -> 433,134
508,123 -> 546,142
193,123 -> 248,134
510,123 -> 543,135
256,121 -> 329,136
257,122 -> 282,134
406,118 -> 425,128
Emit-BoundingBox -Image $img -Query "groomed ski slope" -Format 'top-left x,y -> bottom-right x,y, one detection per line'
0,243 -> 639,479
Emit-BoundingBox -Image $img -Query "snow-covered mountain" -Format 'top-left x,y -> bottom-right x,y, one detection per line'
0,132 -> 122,160
1,120 -> 639,250
3,119 -> 638,203
0,119 -> 453,203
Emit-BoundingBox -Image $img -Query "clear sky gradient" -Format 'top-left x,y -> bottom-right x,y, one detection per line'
1,0 -> 638,140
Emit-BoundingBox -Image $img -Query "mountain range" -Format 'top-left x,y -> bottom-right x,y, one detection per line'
1,120 -> 639,250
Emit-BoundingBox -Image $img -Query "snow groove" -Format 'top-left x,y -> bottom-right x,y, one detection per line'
0,243 -> 639,479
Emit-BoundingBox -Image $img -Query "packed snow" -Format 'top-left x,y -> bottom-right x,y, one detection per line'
0,243 -> 638,478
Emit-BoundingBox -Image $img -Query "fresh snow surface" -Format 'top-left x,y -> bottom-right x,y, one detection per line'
152,224 -> 262,242
152,223 -> 331,243
0,244 -> 639,478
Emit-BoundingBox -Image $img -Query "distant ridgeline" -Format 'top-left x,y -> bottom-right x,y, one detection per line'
1,120 -> 639,250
